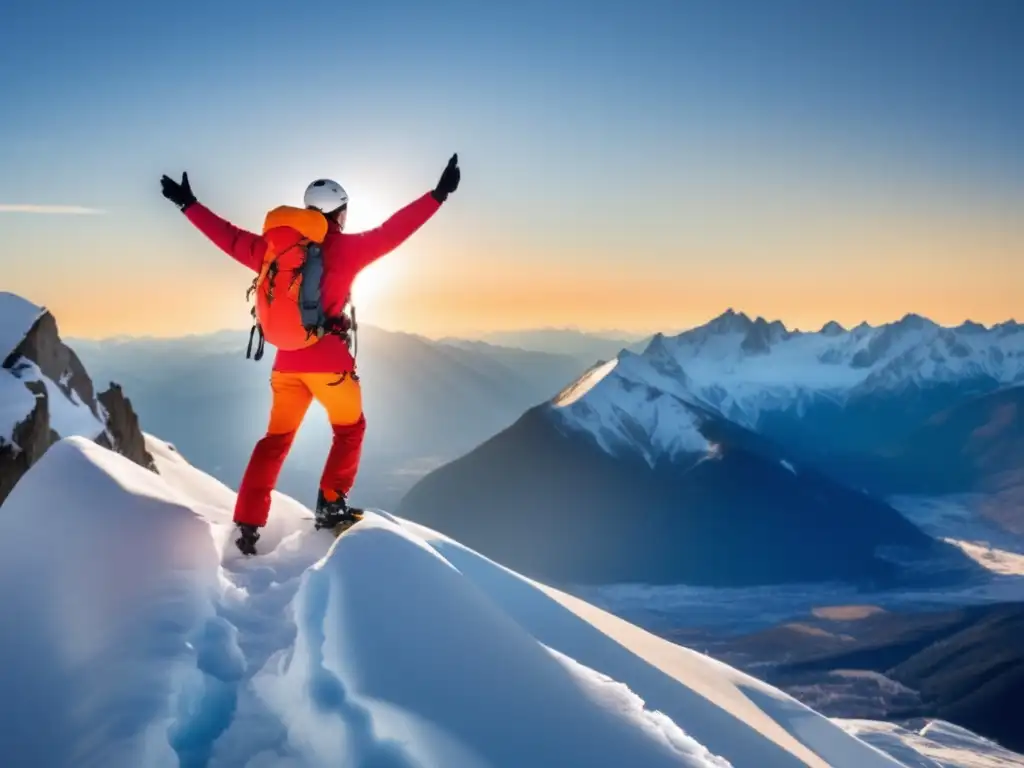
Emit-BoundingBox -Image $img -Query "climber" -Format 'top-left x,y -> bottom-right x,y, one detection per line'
160,154 -> 461,555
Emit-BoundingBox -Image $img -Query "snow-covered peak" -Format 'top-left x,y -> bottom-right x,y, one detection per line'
552,357 -> 619,408
0,291 -> 44,361
596,311 -> 1022,431
819,320 -> 847,336
0,433 -> 970,766
547,309 -> 1024,458
664,310 -> 1024,389
706,308 -> 755,334
551,352 -> 711,466
0,292 -> 153,502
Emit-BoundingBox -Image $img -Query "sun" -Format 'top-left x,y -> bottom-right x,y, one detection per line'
344,194 -> 404,305
351,257 -> 397,305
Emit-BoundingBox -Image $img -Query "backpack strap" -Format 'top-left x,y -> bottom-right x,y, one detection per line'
297,242 -> 328,338
349,299 -> 358,360
246,305 -> 266,361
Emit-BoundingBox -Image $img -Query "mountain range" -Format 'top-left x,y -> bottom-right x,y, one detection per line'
8,293 -> 1021,590
69,326 -> 586,509
581,309 -> 1022,457
400,309 -> 1024,587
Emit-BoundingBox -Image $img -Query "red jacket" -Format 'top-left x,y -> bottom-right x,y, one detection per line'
185,192 -> 441,372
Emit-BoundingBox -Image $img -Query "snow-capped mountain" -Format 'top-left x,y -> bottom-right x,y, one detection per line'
559,309 -> 1024,462
0,433 -> 1007,767
0,291 -> 152,503
398,312 -> 1015,588
399,383 -> 978,588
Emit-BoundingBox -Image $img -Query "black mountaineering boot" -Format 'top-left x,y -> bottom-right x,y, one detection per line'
315,489 -> 364,535
235,523 -> 260,556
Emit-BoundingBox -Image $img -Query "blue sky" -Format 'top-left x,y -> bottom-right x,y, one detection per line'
1,0 -> 1022,337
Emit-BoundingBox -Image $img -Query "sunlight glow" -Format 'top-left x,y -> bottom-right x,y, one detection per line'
552,359 -> 619,407
345,193 -> 402,305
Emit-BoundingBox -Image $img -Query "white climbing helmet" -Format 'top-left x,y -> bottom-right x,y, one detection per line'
303,178 -> 349,214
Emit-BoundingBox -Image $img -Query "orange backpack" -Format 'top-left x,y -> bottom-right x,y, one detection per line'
245,206 -> 353,360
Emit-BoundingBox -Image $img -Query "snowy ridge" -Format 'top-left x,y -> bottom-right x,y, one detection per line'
654,311 -> 1024,428
551,309 -> 1024,446
0,434 -> 980,767
551,353 -> 711,466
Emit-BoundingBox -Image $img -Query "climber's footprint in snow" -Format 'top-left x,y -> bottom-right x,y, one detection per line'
221,522 -> 335,589
166,519 -> 341,767
169,616 -> 248,767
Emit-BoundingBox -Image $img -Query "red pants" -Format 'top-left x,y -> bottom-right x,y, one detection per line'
234,371 -> 366,527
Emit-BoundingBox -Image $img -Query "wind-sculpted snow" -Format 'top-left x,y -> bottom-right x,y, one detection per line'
0,434 -> 1011,767
0,438 -> 221,767
256,514 -> 731,767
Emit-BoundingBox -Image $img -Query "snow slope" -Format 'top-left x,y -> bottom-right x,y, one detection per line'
552,310 -> 1024,452
0,436 -> 1008,767
551,355 -> 712,465
836,719 -> 1024,768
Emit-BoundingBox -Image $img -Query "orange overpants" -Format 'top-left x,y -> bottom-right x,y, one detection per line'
234,371 -> 366,527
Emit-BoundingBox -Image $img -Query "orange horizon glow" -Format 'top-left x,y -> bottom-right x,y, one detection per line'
20,248 -> 1021,342
7,154 -> 1021,343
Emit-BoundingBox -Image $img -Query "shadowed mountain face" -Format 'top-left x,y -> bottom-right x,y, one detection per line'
398,399 -> 975,588
400,309 -> 1024,586
882,385 -> 1024,492
804,385 -> 1024,537
871,385 -> 1024,534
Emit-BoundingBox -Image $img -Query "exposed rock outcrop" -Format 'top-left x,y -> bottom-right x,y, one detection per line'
1,298 -> 155,505
95,383 -> 156,472
0,383 -> 57,503
5,311 -> 97,414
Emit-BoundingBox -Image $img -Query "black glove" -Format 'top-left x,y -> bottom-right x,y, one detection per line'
161,171 -> 197,211
431,153 -> 460,203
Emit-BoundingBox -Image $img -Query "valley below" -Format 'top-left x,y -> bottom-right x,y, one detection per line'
578,492 -> 1024,756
